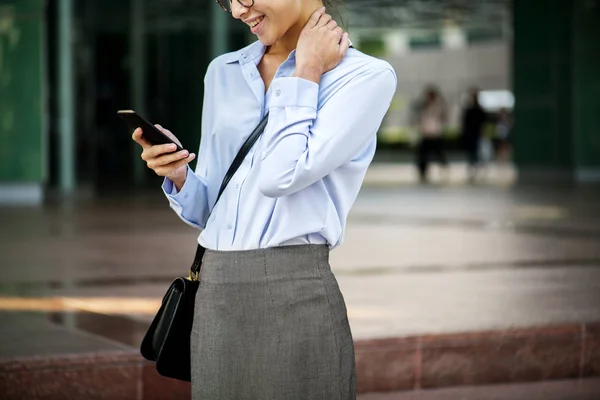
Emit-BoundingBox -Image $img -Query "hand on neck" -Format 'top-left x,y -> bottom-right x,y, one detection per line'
266,2 -> 324,58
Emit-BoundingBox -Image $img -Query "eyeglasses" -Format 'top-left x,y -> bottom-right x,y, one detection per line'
215,0 -> 255,12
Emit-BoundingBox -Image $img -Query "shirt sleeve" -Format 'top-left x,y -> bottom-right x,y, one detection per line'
162,165 -> 210,229
257,66 -> 397,198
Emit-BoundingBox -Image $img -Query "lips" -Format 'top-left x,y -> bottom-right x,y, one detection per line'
246,15 -> 265,34
248,16 -> 264,28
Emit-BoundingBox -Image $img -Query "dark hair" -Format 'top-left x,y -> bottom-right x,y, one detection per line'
322,0 -> 346,28
322,0 -> 343,8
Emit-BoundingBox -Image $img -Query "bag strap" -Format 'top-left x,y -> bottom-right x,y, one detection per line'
214,112 -> 269,206
190,112 -> 269,278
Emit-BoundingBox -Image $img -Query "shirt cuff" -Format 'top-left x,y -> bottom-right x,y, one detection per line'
161,165 -> 198,212
269,77 -> 319,109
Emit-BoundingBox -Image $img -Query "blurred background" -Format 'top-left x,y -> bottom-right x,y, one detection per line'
0,0 -> 600,399
2,0 -> 599,197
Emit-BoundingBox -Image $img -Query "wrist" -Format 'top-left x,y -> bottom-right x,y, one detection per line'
294,64 -> 324,84
171,167 -> 188,192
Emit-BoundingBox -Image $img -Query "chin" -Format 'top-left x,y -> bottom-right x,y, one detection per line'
257,35 -> 277,46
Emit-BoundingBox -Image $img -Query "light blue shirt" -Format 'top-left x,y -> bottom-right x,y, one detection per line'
163,40 -> 397,251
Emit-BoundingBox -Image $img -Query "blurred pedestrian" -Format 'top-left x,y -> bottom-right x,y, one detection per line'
415,86 -> 449,182
461,88 -> 487,183
131,1 -> 396,399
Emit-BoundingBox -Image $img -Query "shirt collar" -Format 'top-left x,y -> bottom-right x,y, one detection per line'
225,37 -> 354,65
225,40 -> 267,65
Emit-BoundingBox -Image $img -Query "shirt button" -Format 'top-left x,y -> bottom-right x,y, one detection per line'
275,89 -> 281,97
227,224 -> 233,230
183,192 -> 189,199
280,74 -> 286,78
236,184 -> 240,189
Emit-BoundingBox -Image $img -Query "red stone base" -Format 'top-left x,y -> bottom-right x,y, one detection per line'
1,323 -> 599,399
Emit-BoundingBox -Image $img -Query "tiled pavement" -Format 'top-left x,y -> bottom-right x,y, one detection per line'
358,378 -> 600,400
0,174 -> 599,397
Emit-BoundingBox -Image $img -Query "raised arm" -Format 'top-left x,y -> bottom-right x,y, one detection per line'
258,66 -> 396,198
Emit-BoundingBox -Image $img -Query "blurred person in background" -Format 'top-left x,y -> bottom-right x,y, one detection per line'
415,85 -> 449,183
461,88 -> 487,183
493,107 -> 513,162
131,0 -> 396,399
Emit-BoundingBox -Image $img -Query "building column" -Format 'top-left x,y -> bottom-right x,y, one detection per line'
512,0 -> 600,183
572,0 -> 600,182
211,2 -> 229,58
58,0 -> 75,192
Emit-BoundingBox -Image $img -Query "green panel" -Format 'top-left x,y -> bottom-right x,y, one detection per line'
409,32 -> 441,51
0,0 -> 45,182
572,0 -> 600,167
512,108 -> 557,165
358,35 -> 386,57
466,27 -> 503,44
512,0 -> 573,168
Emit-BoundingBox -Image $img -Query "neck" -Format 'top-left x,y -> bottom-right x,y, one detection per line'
265,3 -> 323,58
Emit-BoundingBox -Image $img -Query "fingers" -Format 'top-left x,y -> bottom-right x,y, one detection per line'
140,143 -> 179,161
155,154 -> 196,177
333,26 -> 344,38
147,150 -> 191,169
316,13 -> 333,28
307,7 -> 326,28
338,32 -> 350,57
132,128 -> 152,150
326,20 -> 338,30
132,123 -> 193,177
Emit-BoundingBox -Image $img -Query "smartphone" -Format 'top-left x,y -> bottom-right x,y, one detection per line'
117,109 -> 184,152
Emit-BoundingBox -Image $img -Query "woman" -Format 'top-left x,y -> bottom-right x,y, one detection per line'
414,86 -> 448,183
132,0 -> 396,398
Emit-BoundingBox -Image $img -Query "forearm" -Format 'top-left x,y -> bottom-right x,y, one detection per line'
258,68 -> 397,198
294,65 -> 324,85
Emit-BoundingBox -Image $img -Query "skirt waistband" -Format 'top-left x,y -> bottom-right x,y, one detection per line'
199,244 -> 330,283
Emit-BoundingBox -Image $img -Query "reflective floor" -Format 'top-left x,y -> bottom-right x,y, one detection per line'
358,378 -> 600,400
1,169 -> 599,359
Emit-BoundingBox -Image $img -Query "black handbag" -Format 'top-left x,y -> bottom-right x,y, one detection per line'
141,113 -> 270,382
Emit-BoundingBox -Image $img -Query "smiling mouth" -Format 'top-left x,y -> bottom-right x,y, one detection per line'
248,16 -> 264,28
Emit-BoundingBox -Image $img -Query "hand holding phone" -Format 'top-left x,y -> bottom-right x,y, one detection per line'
118,109 -> 184,151
120,109 -> 195,187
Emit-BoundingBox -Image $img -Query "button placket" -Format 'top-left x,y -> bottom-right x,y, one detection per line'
227,158 -> 252,241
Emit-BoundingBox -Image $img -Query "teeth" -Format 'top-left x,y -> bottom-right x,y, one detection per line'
250,16 -> 263,28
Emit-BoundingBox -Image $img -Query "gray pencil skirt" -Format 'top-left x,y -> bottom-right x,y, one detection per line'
190,244 -> 356,400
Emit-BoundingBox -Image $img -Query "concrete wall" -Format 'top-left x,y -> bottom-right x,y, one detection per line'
380,41 -> 511,140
